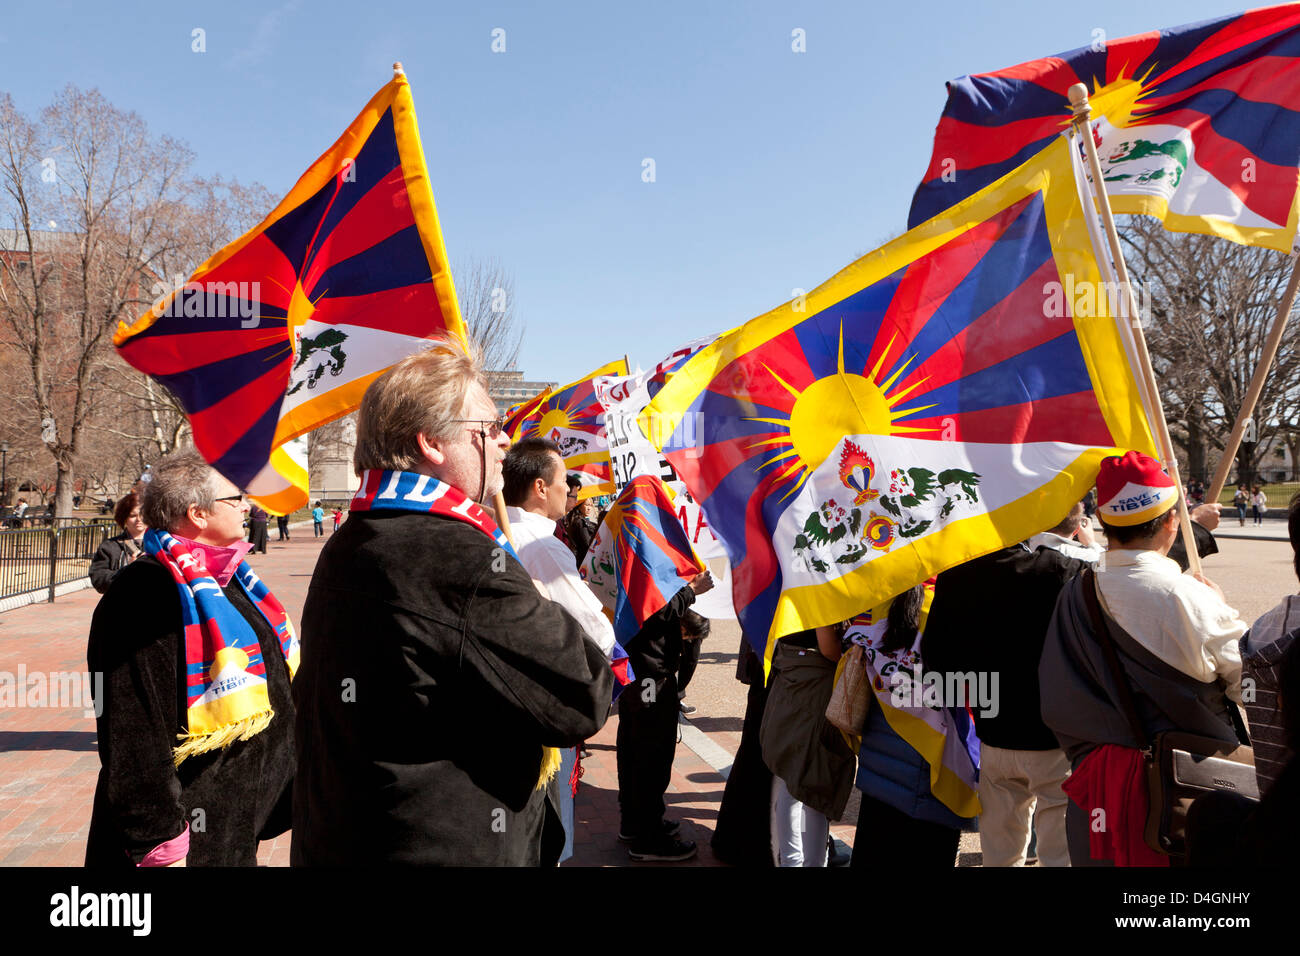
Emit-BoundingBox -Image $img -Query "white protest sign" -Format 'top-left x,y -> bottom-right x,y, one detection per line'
595,337 -> 735,620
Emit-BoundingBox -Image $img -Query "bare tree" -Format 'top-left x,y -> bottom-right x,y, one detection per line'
456,256 -> 522,372
1122,218 -> 1300,487
0,86 -> 194,516
93,176 -> 276,461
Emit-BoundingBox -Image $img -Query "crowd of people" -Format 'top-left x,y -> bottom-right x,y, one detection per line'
79,338 -> 1299,868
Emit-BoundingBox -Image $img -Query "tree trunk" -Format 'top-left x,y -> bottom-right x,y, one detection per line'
1184,407 -> 1207,483
53,455 -> 74,518
1236,442 -> 1257,489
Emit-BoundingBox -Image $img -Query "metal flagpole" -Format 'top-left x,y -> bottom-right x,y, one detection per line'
1205,253 -> 1300,503
1067,83 -> 1203,576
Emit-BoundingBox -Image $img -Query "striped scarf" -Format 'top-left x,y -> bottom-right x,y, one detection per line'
350,470 -> 562,789
144,528 -> 299,766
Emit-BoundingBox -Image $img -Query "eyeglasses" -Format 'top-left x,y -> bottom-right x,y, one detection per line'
452,419 -> 506,439
214,494 -> 246,508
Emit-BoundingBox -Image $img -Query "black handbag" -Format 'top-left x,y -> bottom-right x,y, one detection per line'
1080,568 -> 1258,858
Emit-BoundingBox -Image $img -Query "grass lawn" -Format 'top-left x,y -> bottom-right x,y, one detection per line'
1217,481 -> 1299,510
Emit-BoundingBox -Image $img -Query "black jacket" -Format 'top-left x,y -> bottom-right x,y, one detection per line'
88,532 -> 142,594
623,585 -> 696,681
922,543 -> 1090,751
290,510 -> 613,866
565,514 -> 598,564
85,555 -> 295,866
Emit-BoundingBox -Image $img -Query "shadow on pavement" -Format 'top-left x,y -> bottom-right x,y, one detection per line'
0,730 -> 98,752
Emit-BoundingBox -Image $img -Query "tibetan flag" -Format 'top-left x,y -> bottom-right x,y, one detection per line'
642,137 -> 1157,662
579,474 -> 707,643
114,73 -> 466,513
845,585 -> 981,819
506,357 -> 629,500
909,4 -> 1300,252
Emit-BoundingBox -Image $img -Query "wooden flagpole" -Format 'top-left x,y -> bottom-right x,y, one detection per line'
1205,253 -> 1300,503
1068,83 -> 1202,576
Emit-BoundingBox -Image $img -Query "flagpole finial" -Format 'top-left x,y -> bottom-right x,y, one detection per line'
393,61 -> 405,78
1067,83 -> 1090,119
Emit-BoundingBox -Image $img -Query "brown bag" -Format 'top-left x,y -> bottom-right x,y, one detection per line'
1143,731 -> 1258,855
1080,568 -> 1258,858
824,643 -> 870,736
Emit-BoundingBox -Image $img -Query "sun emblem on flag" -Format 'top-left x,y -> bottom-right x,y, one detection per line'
746,322 -> 936,502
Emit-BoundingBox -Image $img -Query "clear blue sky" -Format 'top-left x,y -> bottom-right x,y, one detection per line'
1,0 -> 1248,384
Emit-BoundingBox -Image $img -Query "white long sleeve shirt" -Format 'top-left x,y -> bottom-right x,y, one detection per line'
1028,531 -> 1103,563
505,506 -> 616,658
1095,548 -> 1245,703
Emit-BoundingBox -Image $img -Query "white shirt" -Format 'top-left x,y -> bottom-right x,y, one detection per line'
1095,548 -> 1245,702
1028,531 -> 1103,564
505,506 -> 616,658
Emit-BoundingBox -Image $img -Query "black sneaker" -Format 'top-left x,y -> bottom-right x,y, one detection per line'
679,701 -> 697,716
618,818 -> 682,843
628,834 -> 697,862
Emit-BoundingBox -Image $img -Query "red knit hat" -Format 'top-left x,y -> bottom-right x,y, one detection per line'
1096,451 -> 1179,526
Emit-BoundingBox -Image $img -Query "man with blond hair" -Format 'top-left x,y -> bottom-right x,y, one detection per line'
291,338 -> 613,866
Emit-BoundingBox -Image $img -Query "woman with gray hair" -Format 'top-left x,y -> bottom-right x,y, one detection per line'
85,450 -> 298,867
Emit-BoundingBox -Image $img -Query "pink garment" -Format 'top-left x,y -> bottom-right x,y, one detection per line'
172,536 -> 253,586
1062,744 -> 1169,867
138,824 -> 189,867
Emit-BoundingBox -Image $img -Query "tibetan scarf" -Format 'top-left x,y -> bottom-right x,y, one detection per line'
350,469 -> 562,789
144,528 -> 300,766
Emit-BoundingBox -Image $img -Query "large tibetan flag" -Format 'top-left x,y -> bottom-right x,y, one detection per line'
114,72 -> 466,513
505,357 -> 629,500
909,4 -> 1300,252
579,474 -> 707,643
642,137 -> 1157,661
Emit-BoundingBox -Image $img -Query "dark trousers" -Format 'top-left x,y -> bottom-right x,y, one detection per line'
850,794 -> 960,868
711,671 -> 774,866
677,639 -> 701,699
276,516 -> 290,541
1065,798 -> 1113,867
249,522 -> 268,554
616,673 -> 679,838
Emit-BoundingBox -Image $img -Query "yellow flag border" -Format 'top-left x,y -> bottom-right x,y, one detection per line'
1110,185 -> 1300,255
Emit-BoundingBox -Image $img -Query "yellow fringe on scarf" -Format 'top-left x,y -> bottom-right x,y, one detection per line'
536,746 -> 562,790
173,709 -> 275,767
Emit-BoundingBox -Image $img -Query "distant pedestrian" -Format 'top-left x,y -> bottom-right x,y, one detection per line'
331,507 -> 342,532
1253,486 -> 1267,525
277,513 -> 290,541
248,504 -> 269,554
89,492 -> 149,594
311,502 -> 324,537
1234,484 -> 1249,527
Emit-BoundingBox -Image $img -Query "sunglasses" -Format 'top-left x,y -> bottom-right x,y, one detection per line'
452,418 -> 506,439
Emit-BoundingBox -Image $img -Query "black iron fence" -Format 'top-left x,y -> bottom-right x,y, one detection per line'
0,517 -> 116,604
